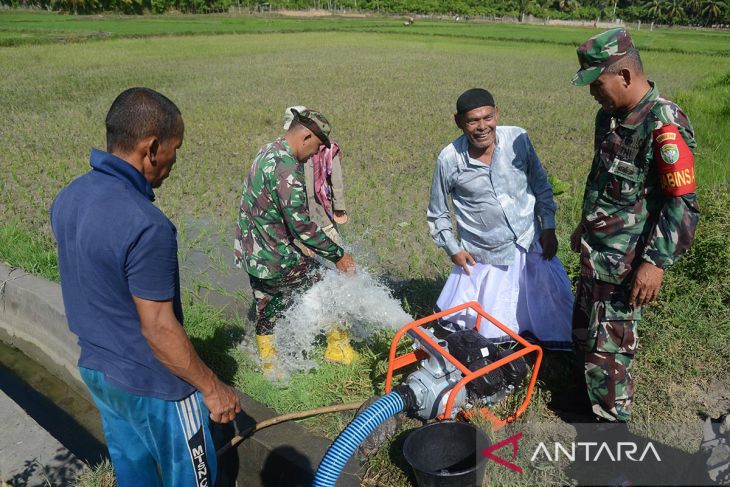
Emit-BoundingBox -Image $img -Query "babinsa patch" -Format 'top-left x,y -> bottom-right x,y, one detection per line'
660,143 -> 680,164
652,124 -> 695,196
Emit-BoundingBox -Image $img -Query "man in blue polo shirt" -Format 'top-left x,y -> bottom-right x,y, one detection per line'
51,87 -> 241,487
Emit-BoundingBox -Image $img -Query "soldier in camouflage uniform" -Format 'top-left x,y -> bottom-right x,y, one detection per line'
570,28 -> 699,422
234,109 -> 356,371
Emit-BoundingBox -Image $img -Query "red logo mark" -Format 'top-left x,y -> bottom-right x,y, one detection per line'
481,432 -> 523,474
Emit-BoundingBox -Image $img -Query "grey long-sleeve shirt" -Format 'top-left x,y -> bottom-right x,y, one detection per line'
427,127 -> 556,265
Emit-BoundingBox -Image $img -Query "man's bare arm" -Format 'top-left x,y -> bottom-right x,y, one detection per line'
134,296 -> 241,423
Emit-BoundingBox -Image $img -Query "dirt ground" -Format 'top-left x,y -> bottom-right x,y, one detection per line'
691,377 -> 730,420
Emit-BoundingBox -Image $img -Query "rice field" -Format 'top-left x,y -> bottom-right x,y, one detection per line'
1,11 -> 729,485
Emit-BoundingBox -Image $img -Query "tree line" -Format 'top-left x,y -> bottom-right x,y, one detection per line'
2,0 -> 728,26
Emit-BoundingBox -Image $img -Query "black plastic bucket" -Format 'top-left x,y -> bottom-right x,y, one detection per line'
402,421 -> 490,487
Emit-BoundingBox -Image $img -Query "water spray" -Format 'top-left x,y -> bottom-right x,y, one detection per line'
271,268 -> 413,376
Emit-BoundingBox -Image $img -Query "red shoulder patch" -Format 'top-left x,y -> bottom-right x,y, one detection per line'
652,124 -> 695,196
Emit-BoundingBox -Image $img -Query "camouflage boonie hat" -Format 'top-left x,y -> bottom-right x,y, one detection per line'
291,108 -> 331,148
572,27 -> 636,86
283,105 -> 307,130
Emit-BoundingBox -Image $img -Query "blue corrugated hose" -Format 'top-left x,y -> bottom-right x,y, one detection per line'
312,391 -> 405,486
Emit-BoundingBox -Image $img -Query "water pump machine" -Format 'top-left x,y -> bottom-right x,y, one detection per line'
312,301 -> 543,486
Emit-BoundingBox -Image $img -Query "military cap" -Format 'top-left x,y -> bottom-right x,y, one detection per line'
572,27 -> 636,86
291,108 -> 331,148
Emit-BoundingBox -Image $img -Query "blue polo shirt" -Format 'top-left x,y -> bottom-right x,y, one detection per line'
50,149 -> 194,400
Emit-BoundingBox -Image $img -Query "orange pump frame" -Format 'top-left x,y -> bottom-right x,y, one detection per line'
384,301 -> 543,429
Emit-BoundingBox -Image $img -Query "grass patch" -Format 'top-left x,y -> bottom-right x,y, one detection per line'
0,223 -> 59,281
636,183 -> 730,426
2,10 -> 730,55
72,459 -> 116,487
674,70 -> 730,185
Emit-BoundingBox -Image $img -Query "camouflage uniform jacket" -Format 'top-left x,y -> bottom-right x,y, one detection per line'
580,82 -> 699,285
234,138 -> 344,279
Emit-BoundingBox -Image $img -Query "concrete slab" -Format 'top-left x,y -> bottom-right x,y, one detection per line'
0,389 -> 86,486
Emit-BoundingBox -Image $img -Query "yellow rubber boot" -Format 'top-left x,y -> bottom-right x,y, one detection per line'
255,334 -> 277,377
324,328 -> 359,365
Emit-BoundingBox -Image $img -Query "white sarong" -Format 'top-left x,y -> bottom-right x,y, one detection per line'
435,244 -> 573,351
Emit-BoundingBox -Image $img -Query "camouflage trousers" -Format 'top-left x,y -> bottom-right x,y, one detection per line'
572,275 -> 641,422
248,259 -> 320,335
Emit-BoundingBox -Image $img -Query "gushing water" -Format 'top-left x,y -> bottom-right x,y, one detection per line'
271,267 -> 413,377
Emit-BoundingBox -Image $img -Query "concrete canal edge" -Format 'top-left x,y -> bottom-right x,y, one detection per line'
0,385 -> 87,486
0,263 -> 362,486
